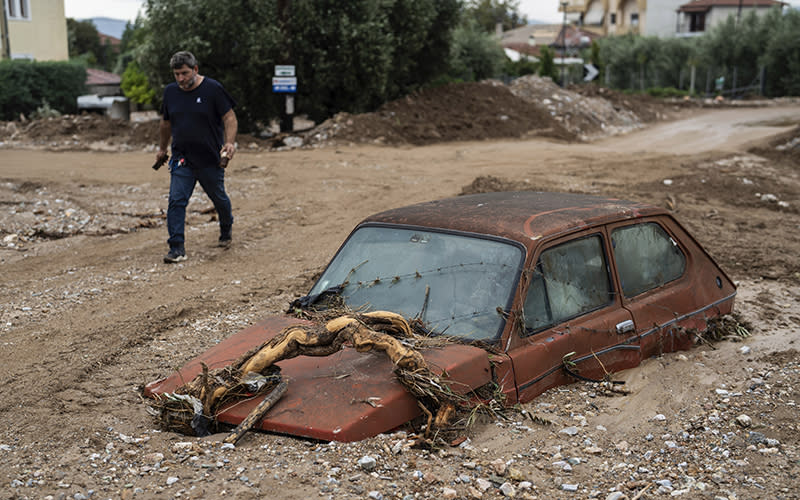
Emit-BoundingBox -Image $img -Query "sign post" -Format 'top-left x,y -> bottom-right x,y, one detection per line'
272,65 -> 297,132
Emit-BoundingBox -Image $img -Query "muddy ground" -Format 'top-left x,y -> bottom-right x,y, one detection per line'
0,82 -> 799,500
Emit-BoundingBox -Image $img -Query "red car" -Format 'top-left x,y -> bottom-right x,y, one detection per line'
144,192 -> 736,441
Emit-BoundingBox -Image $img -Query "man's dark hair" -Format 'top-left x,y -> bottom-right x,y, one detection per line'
170,51 -> 198,70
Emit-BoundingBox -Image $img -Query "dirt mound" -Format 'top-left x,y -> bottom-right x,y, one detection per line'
749,125 -> 800,164
460,175 -> 538,195
0,80 -> 683,151
0,114 -> 159,151
307,81 -> 575,146
510,75 -> 646,140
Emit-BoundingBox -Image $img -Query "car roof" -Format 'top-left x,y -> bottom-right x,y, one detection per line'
362,191 -> 666,249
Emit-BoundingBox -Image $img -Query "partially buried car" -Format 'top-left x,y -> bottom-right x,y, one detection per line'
144,192 -> 736,441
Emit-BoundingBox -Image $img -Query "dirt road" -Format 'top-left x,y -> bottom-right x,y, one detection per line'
1,104 -> 799,500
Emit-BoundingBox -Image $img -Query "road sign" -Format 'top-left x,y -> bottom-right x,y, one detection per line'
272,76 -> 297,93
275,65 -> 295,77
583,63 -> 599,82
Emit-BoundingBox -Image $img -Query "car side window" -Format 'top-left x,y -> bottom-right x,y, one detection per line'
611,222 -> 686,298
523,235 -> 612,334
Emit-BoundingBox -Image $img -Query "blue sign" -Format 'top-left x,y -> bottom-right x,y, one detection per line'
272,77 -> 297,93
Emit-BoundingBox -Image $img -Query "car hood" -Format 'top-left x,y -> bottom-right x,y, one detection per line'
143,315 -> 495,442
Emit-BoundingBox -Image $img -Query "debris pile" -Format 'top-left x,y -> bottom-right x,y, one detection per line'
0,79 -> 683,152
510,75 -> 645,140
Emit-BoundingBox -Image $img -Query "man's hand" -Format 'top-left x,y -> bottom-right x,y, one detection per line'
152,150 -> 169,170
221,142 -> 236,159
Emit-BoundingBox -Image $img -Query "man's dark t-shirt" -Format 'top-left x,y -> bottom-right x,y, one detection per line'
161,77 -> 236,168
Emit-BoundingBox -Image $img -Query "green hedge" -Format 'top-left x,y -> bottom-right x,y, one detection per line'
0,60 -> 86,121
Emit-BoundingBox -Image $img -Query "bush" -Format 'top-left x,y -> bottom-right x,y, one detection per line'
0,60 -> 86,121
121,60 -> 156,105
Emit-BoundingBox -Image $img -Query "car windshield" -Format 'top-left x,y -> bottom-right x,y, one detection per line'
309,225 -> 524,342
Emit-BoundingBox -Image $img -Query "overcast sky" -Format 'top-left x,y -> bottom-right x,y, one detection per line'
64,0 -> 798,25
64,0 -> 564,23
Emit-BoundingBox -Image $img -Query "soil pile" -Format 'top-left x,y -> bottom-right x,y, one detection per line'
0,114 -> 159,151
511,75 -> 654,140
306,80 -> 575,146
0,79 -> 682,151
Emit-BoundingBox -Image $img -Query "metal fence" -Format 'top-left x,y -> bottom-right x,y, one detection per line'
603,64 -> 766,98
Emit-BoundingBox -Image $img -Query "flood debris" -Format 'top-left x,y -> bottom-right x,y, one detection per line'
150,310 -> 500,444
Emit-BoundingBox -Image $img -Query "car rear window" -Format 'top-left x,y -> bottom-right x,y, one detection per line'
611,222 -> 686,297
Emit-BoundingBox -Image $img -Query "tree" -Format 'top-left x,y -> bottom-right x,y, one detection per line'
465,0 -> 528,33
449,18 -> 506,82
67,18 -> 102,64
137,0 -> 461,130
538,45 -> 557,82
761,8 -> 800,96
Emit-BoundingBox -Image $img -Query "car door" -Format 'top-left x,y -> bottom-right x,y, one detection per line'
607,217 -> 734,360
507,229 -> 639,403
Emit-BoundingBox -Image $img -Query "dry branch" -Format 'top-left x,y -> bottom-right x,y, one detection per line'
150,310 -> 481,440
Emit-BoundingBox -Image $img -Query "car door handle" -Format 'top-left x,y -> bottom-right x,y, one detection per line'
616,320 -> 635,334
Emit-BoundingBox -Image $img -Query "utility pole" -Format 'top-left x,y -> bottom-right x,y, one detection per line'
0,4 -> 10,60
561,1 -> 568,87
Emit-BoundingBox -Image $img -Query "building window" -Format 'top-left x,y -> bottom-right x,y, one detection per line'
631,13 -> 639,26
610,13 -> 616,25
5,0 -> 30,20
689,13 -> 706,32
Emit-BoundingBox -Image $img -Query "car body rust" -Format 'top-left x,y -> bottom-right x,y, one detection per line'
145,192 -> 736,441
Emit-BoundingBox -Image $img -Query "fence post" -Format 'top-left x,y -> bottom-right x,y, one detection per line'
690,65 -> 696,95
732,67 -> 738,97
705,67 -> 711,96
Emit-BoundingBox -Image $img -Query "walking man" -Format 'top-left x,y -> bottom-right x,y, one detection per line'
155,50 -> 237,263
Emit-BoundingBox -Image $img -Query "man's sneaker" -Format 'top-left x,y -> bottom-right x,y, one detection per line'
218,229 -> 232,248
164,247 -> 187,263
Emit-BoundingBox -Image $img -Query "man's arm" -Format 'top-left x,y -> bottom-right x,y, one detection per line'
157,118 -> 171,162
221,109 -> 238,161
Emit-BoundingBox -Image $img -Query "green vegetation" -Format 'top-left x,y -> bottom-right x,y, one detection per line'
0,60 -> 85,121
121,60 -> 156,105
465,0 -> 528,33
67,18 -> 117,72
595,7 -> 800,97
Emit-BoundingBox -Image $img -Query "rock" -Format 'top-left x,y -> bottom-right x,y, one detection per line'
442,487 -> 458,499
760,193 -> 778,202
652,414 -> 666,422
468,486 -> 483,498
491,458 -> 507,475
284,136 -> 304,148
166,477 -> 179,486
358,455 -> 377,471
561,483 -> 579,492
499,482 -> 516,497
367,491 -> 383,500
739,346 -> 751,355
735,414 -> 752,428
560,426 -> 579,436
475,478 -> 492,492
606,492 -> 627,500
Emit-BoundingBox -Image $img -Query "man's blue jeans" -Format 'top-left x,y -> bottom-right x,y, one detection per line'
167,159 -> 233,249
